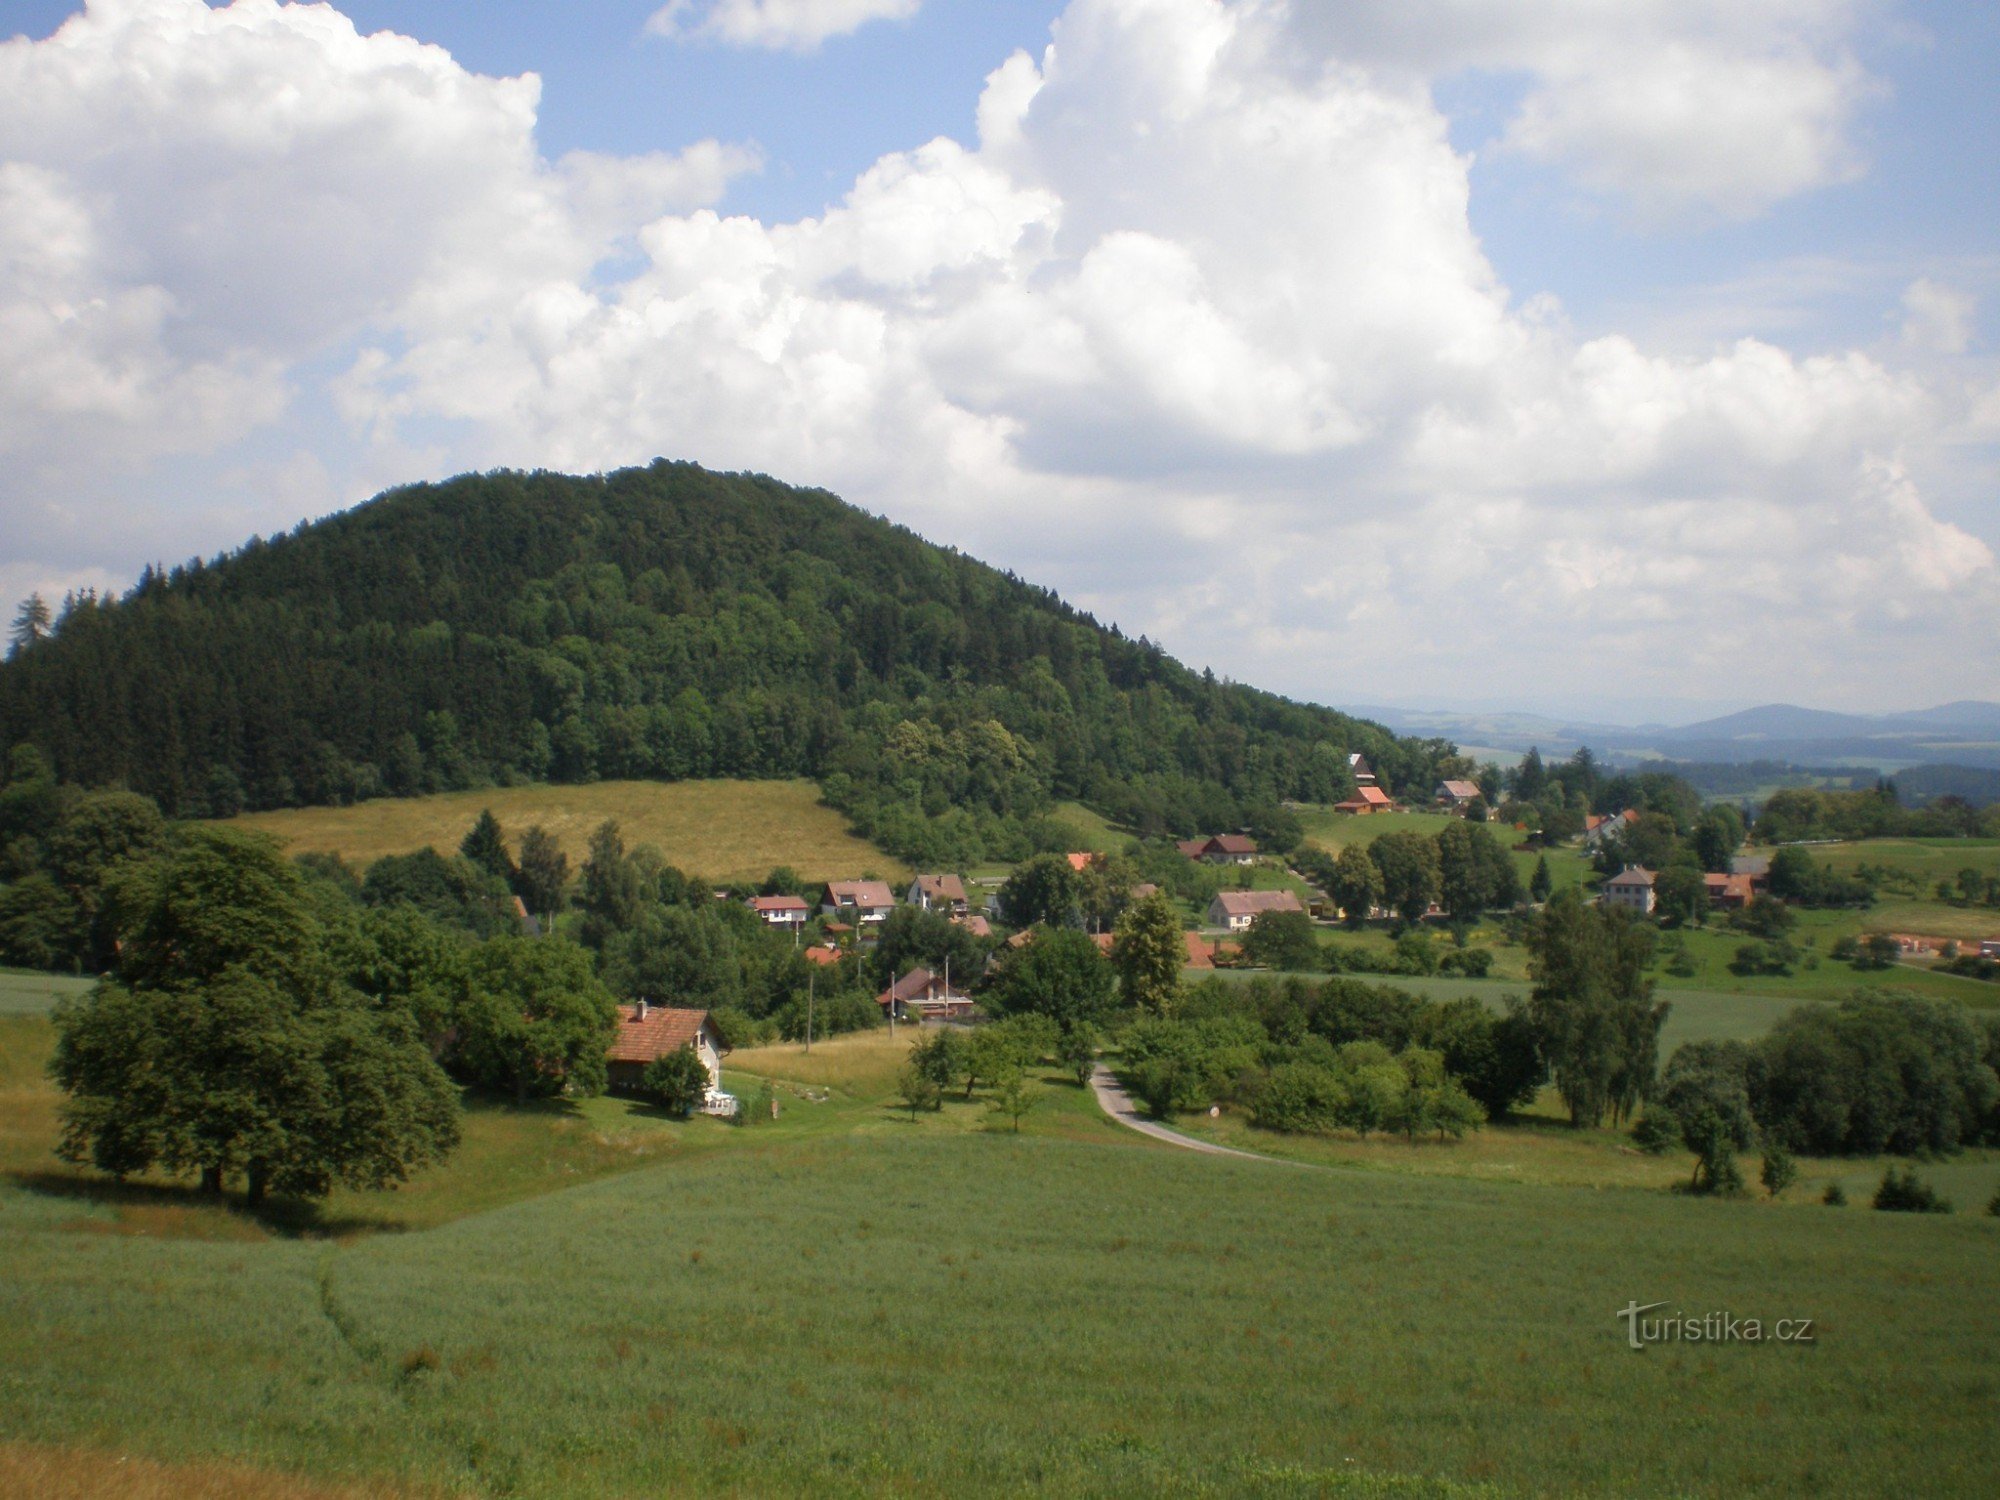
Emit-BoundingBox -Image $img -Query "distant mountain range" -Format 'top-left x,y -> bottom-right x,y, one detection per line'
1354,700 -> 2000,775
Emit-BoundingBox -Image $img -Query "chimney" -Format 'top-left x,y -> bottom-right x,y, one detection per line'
637,999 -> 648,1021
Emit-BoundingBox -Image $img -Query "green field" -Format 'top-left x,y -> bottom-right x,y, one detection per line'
5,1015 -> 2000,1497
222,779 -> 903,884
0,971 -> 95,1018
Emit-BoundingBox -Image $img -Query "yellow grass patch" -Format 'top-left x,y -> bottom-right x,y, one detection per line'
0,1443 -> 425,1499
726,1026 -> 912,1097
222,779 -> 903,884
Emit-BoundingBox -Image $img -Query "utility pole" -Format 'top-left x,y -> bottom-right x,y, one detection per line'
805,967 -> 815,1054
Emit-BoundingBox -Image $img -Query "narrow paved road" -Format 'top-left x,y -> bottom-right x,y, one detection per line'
1089,1065 -> 1309,1164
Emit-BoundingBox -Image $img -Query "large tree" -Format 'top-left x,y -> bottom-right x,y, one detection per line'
48,827 -> 459,1205
1328,841 -> 1384,925
452,935 -> 620,1101
984,927 -> 1115,1030
1112,893 -> 1185,1016
1369,831 -> 1440,925
997,853 -> 1084,930
1522,888 -> 1668,1128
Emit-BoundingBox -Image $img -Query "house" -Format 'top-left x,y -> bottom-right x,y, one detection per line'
801,943 -> 843,967
747,894 -> 810,928
953,912 -> 993,939
1582,809 -> 1640,849
1702,873 -> 1757,909
1090,932 -> 1115,955
877,967 -> 974,1021
606,1002 -> 734,1113
1064,851 -> 1099,873
1207,888 -> 1306,931
1349,752 -> 1377,786
1179,834 -> 1259,865
1602,867 -> 1657,915
1334,785 -> 1394,815
1435,779 -> 1483,810
907,873 -> 969,917
1731,855 -> 1771,891
822,880 -> 896,928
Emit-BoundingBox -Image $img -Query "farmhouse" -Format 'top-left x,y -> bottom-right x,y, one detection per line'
1435,779 -> 1483,810
606,1002 -> 731,1110
1207,888 -> 1305,931
1602,866 -> 1657,915
1178,834 -> 1260,865
1702,872 -> 1757,909
822,879 -> 896,928
907,873 -> 969,916
1582,810 -> 1640,849
1334,785 -> 1394,815
877,967 -> 974,1021
746,894 -> 810,928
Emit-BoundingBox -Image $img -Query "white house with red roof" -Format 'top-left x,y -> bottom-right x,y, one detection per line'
1601,867 -> 1657,915
605,1002 -> 734,1113
746,894 -> 810,928
1206,888 -> 1305,931
822,879 -> 896,927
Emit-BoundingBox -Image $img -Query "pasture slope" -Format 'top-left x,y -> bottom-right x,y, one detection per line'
222,779 -> 905,885
3,1020 -> 1999,1498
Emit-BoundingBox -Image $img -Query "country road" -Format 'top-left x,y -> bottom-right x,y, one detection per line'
1088,1065 -> 1314,1165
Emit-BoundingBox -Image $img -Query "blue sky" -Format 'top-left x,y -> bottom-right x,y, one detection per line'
2,0 -> 1995,720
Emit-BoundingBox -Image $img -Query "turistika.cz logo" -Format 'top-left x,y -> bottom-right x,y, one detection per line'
1617,1301 -> 1816,1351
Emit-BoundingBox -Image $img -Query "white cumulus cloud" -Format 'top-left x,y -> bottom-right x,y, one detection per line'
647,0 -> 922,53
1,0 -> 1991,711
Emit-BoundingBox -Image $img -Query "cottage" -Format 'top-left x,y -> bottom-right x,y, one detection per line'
907,873 -> 969,917
877,967 -> 974,1021
1602,867 -> 1657,915
747,894 -> 810,928
1349,752 -> 1377,786
1207,888 -> 1306,931
1179,834 -> 1260,866
1701,872 -> 1757,909
1334,785 -> 1394,815
953,913 -> 993,939
1582,810 -> 1640,849
606,1002 -> 733,1113
822,879 -> 897,928
1435,779 -> 1483,810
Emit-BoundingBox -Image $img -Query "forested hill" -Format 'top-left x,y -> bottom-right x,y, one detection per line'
0,461 -> 1450,865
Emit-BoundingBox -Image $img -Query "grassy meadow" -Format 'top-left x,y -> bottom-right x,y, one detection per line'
222,779 -> 903,884
6,1015 -> 2000,1497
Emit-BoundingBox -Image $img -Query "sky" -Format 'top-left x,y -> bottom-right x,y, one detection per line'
2,0 -> 1996,723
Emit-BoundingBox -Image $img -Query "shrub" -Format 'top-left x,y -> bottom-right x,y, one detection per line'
1438,947 -> 1493,977
1872,1166 -> 1953,1214
1631,1111 -> 1680,1155
1252,1063 -> 1349,1134
1760,1144 -> 1798,1199
1822,1182 -> 1846,1207
643,1048 -> 711,1118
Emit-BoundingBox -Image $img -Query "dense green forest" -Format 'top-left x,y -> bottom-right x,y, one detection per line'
0,462 -> 1449,865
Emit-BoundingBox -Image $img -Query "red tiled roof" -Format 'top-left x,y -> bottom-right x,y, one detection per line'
1090,933 -> 1115,954
914,873 -> 968,903
802,945 -> 843,966
825,880 -> 895,908
1065,852 -> 1097,872
1210,835 -> 1259,855
749,895 -> 810,914
607,1005 -> 712,1066
953,913 -> 993,938
1438,780 -> 1482,800
1606,867 -> 1656,888
1177,839 -> 1208,860
877,967 -> 970,1008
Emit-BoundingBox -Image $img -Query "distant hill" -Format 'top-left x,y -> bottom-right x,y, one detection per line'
1362,699 -> 2000,775
0,462 -> 1444,866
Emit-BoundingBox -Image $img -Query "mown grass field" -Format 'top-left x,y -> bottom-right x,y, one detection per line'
5,1016 -> 2000,1497
222,779 -> 903,884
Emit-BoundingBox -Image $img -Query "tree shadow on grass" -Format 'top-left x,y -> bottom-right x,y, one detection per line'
6,1168 -> 410,1241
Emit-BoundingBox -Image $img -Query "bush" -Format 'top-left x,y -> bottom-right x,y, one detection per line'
1822,1182 -> 1846,1207
1631,1111 -> 1680,1155
1251,1062 -> 1348,1134
642,1048 -> 711,1118
1437,947 -> 1493,977
1872,1166 -> 1953,1214
1760,1144 -> 1798,1199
